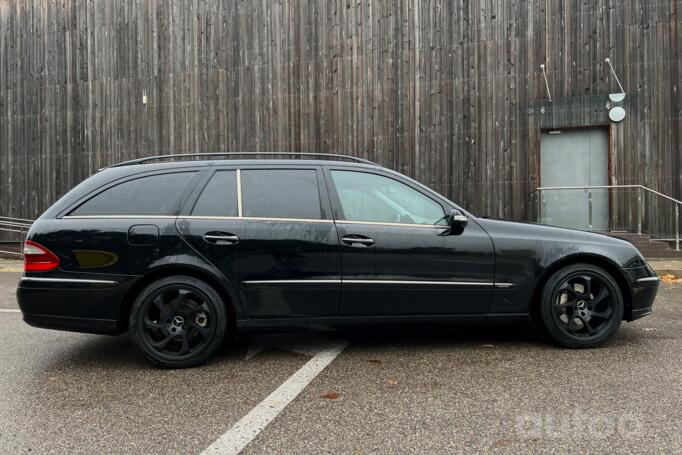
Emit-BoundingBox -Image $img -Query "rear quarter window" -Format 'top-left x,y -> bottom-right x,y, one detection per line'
191,170 -> 239,216
70,172 -> 196,216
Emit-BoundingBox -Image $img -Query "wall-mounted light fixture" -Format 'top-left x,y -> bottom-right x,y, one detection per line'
604,58 -> 626,123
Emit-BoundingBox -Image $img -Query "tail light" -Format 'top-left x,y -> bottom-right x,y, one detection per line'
23,240 -> 60,272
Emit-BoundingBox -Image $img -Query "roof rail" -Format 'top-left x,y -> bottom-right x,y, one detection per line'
107,152 -> 380,169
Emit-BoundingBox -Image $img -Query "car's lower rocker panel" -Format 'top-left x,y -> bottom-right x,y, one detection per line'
236,313 -> 531,331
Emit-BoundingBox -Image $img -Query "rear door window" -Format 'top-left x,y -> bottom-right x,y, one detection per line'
70,172 -> 196,216
240,169 -> 322,220
191,171 -> 239,216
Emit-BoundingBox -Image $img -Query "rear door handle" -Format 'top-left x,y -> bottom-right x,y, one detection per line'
203,232 -> 240,245
342,235 -> 375,246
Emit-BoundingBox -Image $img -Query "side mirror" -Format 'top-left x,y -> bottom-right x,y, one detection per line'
447,209 -> 468,235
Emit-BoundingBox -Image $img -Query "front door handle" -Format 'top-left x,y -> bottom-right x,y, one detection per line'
203,232 -> 240,245
342,235 -> 375,246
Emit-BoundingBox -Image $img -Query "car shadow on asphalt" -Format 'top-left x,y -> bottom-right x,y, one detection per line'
32,332 -> 248,372
332,319 -> 548,348
35,317 -> 649,372
231,318 -> 556,355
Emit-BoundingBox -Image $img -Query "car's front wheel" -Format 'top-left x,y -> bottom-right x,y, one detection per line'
539,263 -> 624,348
129,275 -> 227,368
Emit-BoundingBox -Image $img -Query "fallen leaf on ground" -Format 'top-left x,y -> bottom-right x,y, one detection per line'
661,274 -> 682,283
387,379 -> 398,385
495,439 -> 513,447
321,392 -> 340,400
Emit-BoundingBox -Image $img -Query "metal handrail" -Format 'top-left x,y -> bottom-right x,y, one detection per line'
0,216 -> 34,224
536,184 -> 682,205
0,217 -> 33,257
107,152 -> 381,169
534,184 -> 680,251
0,220 -> 32,229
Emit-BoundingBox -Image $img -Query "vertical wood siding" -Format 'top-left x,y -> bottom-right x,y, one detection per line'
0,0 -> 679,226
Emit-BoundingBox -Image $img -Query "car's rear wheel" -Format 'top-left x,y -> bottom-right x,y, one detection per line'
129,276 -> 227,368
539,263 -> 623,348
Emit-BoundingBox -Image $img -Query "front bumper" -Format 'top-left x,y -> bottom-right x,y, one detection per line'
624,265 -> 659,321
629,279 -> 659,320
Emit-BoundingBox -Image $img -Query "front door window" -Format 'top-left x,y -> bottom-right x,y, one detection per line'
329,170 -> 446,226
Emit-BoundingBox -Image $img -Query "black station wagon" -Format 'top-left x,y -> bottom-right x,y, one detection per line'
17,153 -> 659,367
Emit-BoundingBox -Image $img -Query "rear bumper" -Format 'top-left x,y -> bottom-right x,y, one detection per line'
22,313 -> 121,335
16,274 -> 136,335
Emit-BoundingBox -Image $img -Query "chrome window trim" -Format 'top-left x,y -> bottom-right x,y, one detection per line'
236,168 -> 243,217
180,215 -> 241,221
179,215 -> 333,224
21,277 -> 119,285
61,215 -> 334,223
63,215 -> 176,219
336,220 -> 448,229
239,216 -> 333,224
61,216 -> 442,227
62,216 -> 445,228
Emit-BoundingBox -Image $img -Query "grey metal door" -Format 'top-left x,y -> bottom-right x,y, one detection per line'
540,129 -> 609,231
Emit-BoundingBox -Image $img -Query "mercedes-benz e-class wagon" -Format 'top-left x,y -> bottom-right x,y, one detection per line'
17,153 -> 659,367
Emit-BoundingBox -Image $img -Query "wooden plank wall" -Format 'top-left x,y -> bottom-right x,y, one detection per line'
0,0 -> 680,229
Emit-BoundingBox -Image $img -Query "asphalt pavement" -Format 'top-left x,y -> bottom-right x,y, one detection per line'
0,267 -> 680,454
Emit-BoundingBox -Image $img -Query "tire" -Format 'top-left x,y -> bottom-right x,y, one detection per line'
129,275 -> 227,368
539,263 -> 624,348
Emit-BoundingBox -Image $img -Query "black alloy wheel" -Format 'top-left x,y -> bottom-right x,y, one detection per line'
539,264 -> 624,348
130,276 -> 227,368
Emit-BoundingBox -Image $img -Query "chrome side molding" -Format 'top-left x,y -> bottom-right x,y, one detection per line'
241,279 -> 516,288
636,276 -> 660,283
21,277 -> 119,286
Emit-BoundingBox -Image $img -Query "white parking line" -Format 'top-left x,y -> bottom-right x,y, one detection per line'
201,340 -> 348,455
0,308 -> 20,313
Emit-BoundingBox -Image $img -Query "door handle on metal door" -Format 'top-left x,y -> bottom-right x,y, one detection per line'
342,236 -> 375,246
203,232 -> 240,244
